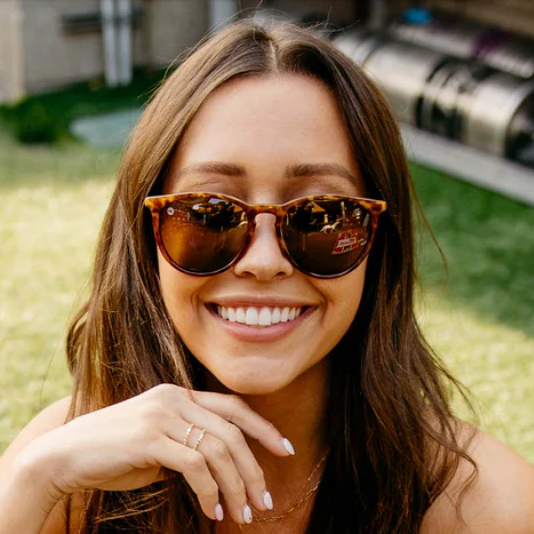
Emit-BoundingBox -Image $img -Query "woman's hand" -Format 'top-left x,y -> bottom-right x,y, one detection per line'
16,384 -> 293,525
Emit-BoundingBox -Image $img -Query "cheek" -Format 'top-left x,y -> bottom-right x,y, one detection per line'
323,260 -> 367,334
157,252 -> 203,329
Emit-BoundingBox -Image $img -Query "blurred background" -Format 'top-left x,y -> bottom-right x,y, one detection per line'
0,0 -> 533,463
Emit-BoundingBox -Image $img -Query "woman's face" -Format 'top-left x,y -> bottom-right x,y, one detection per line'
159,74 -> 368,395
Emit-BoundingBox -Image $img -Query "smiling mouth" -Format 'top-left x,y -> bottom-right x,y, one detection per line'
212,305 -> 308,327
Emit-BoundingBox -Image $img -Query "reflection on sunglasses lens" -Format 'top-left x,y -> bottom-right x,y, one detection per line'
159,196 -> 371,276
284,199 -> 370,276
160,197 -> 248,273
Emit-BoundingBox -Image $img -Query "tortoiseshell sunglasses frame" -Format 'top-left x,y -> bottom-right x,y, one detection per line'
144,192 -> 387,279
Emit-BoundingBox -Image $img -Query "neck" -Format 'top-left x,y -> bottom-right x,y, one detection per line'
204,356 -> 331,496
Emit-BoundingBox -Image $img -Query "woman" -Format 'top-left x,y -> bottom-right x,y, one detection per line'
0,18 -> 533,534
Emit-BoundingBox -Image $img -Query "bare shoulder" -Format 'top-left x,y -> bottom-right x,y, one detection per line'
0,396 -> 74,534
0,395 -> 72,470
422,424 -> 534,533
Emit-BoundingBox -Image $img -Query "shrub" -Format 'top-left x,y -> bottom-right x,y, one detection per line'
4,99 -> 64,144
0,68 -> 168,145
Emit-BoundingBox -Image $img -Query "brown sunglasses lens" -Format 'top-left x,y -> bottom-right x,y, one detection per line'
156,195 -> 373,277
283,198 -> 372,276
159,196 -> 248,273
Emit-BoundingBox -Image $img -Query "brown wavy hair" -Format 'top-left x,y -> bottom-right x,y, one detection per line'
65,18 -> 476,534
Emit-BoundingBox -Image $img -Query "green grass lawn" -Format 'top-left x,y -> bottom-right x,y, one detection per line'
413,166 -> 534,460
0,131 -> 118,443
0,131 -> 533,463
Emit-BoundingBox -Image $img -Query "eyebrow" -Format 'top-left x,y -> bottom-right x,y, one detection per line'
173,161 -> 358,183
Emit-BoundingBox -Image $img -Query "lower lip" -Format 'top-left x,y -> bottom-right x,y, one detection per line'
207,306 -> 314,342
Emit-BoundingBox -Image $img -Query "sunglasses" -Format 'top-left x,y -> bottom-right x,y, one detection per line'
144,193 -> 387,279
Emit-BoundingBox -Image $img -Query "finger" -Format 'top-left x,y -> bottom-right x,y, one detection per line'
166,421 -> 253,524
172,404 -> 271,513
186,390 -> 295,457
150,436 -> 222,522
196,430 -> 255,525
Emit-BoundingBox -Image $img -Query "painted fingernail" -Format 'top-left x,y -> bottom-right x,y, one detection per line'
214,503 -> 224,521
281,437 -> 295,455
263,491 -> 273,510
242,504 -> 253,524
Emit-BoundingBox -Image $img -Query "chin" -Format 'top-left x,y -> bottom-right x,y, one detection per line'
223,382 -> 285,396
208,366 -> 293,396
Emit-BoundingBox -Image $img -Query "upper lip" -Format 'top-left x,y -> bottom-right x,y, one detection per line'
208,296 -> 315,308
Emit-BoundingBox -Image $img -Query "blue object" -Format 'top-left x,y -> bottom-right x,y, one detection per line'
402,8 -> 432,25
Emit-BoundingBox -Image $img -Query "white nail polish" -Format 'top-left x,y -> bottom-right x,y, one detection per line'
242,504 -> 253,524
215,503 -> 224,521
263,491 -> 273,510
281,437 -> 295,455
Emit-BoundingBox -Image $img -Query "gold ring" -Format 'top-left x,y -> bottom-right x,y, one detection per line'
182,423 -> 195,447
192,429 -> 206,451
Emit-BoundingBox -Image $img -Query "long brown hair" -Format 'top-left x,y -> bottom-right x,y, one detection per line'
66,18 -> 476,533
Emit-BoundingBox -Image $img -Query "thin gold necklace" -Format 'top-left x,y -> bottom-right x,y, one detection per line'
251,448 -> 329,523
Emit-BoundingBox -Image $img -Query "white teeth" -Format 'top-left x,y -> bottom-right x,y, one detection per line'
236,307 -> 246,323
215,305 -> 306,327
245,307 -> 259,326
258,307 -> 272,326
227,307 -> 236,322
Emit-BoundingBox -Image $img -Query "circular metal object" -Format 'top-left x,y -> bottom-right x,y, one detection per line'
362,41 -> 444,125
460,74 -> 534,156
419,59 -> 460,133
507,95 -> 534,166
421,60 -> 491,139
333,28 -> 534,164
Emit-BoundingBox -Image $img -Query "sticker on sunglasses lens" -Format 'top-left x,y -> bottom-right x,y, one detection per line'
331,230 -> 367,255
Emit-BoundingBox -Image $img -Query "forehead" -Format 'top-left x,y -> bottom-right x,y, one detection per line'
166,74 -> 365,196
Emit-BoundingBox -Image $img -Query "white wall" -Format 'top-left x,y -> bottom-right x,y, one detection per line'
0,0 -> 24,102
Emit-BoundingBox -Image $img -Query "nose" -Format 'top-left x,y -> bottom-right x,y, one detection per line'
232,214 -> 294,281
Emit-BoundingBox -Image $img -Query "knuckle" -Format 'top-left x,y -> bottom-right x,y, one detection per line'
172,384 -> 189,398
225,423 -> 245,445
197,481 -> 219,499
258,418 -> 277,436
264,419 -> 276,432
211,439 -> 231,461
185,451 -> 207,473
249,465 -> 265,486
228,480 -> 246,498
151,383 -> 194,406
150,383 -> 178,399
